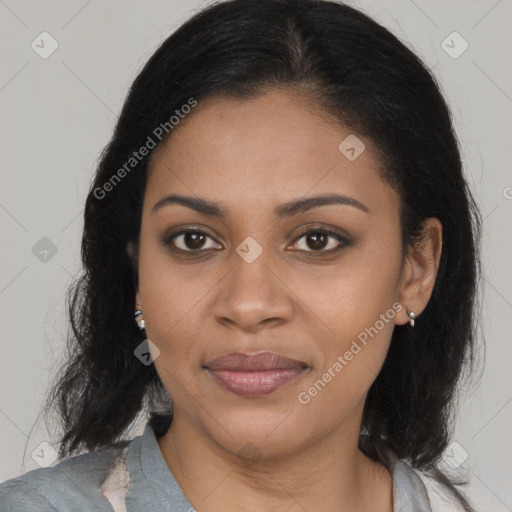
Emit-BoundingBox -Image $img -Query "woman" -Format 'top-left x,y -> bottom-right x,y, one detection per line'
0,0 -> 481,510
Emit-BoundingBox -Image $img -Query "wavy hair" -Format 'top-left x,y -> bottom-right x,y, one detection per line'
43,1 -> 481,509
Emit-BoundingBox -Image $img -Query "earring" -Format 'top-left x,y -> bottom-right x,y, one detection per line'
134,309 -> 145,331
407,309 -> 416,327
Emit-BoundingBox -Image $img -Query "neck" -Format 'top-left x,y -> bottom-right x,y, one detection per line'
156,405 -> 393,512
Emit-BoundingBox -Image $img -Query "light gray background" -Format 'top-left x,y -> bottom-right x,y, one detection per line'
1,0 -> 511,510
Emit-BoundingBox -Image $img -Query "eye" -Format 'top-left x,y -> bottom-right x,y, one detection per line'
162,226 -> 350,255
164,229 -> 222,252
289,227 -> 349,253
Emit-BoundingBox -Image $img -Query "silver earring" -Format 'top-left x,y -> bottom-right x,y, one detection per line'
134,309 -> 145,331
407,309 -> 416,327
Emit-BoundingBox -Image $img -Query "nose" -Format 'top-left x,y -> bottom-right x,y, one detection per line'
211,248 -> 294,333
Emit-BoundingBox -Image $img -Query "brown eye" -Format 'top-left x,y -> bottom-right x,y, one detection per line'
165,229 -> 221,252
304,232 -> 329,250
290,229 -> 349,253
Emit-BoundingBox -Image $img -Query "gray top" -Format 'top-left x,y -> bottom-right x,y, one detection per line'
0,421 -> 462,511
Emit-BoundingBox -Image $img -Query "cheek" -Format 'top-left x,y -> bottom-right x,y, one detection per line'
295,230 -> 402,405
303,231 -> 403,335
295,292 -> 398,431
137,238 -> 208,361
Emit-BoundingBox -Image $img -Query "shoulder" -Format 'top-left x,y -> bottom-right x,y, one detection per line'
0,445 -> 125,512
388,451 -> 468,512
0,479 -> 58,512
410,467 -> 467,512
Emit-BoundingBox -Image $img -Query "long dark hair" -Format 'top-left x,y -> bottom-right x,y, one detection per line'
43,1 -> 481,509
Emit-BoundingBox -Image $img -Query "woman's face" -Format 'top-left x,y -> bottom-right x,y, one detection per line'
135,88 -> 413,458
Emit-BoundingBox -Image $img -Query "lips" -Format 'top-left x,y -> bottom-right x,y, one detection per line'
205,352 -> 308,397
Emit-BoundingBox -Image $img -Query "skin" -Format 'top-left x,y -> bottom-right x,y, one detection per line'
129,88 -> 442,512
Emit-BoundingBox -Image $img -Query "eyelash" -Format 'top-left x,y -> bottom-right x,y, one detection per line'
162,226 -> 351,257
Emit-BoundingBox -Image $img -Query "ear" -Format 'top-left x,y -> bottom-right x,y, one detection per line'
396,218 -> 442,326
126,241 -> 142,309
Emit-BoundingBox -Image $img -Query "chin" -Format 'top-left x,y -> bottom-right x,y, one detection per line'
202,406 -> 314,460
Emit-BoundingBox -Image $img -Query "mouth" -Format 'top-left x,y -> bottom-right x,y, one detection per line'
204,351 -> 309,397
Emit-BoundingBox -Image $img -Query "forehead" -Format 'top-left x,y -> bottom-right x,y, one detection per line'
145,89 -> 398,218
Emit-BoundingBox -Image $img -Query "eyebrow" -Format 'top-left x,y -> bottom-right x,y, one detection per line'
151,192 -> 369,217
